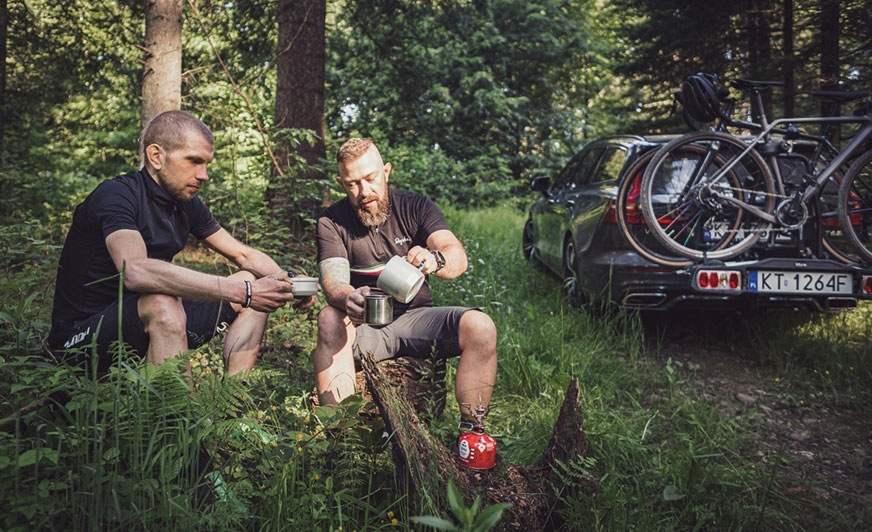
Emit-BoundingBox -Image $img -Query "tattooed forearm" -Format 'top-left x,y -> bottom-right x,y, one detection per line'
319,257 -> 353,309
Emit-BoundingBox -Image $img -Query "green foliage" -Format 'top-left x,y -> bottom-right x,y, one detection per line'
412,479 -> 511,531
327,0 -> 612,205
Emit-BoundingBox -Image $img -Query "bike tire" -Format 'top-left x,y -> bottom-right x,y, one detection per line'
640,131 -> 775,261
616,149 -> 697,267
837,149 -> 872,264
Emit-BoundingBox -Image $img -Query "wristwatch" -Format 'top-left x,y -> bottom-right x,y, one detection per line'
431,249 -> 446,273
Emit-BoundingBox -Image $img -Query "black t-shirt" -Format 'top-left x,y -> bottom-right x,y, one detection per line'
316,189 -> 451,312
50,169 -> 221,330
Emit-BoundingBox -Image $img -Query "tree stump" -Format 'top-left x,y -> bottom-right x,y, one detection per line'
310,356 -> 447,420
360,351 -> 598,531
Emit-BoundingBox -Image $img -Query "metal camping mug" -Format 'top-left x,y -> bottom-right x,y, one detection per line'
364,293 -> 393,325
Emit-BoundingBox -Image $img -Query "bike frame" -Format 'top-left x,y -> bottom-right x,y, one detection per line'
705,115 -> 872,225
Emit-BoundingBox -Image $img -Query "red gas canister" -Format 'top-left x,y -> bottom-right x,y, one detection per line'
457,425 -> 496,470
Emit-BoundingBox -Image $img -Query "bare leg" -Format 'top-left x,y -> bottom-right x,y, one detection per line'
138,293 -> 188,366
455,310 -> 497,420
223,271 -> 269,376
313,306 -> 357,405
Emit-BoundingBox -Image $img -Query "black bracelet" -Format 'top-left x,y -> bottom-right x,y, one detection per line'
243,280 -> 252,308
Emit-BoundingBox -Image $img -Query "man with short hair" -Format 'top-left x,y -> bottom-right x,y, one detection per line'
49,110 -> 313,373
314,138 -> 497,431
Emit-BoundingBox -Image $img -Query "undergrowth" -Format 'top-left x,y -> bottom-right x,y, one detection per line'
1,204 -> 870,530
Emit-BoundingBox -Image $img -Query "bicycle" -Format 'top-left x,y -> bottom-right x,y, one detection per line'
617,74 -> 864,267
636,79 -> 872,264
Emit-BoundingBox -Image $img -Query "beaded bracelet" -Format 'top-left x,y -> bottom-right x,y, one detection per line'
243,280 -> 252,308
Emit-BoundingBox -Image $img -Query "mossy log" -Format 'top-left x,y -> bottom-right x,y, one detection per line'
360,352 -> 598,531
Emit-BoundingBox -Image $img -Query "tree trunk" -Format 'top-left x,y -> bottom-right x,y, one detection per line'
746,0 -> 774,120
783,0 -> 795,118
141,0 -> 182,129
819,0 -> 840,145
360,352 -> 598,530
268,0 -> 327,237
0,0 -> 6,175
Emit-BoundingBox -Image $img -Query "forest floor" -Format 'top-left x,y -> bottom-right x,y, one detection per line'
642,310 -> 872,528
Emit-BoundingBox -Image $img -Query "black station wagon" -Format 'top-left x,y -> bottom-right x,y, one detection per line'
523,135 -> 869,312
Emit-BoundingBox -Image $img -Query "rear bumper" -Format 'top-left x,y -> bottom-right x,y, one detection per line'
588,252 -> 869,312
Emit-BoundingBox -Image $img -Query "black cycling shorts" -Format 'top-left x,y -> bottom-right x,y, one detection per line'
353,306 -> 474,362
48,294 -> 238,372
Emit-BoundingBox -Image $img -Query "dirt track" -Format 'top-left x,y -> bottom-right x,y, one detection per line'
642,310 -> 872,527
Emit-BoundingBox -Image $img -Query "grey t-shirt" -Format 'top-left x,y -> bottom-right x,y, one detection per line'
316,189 -> 450,313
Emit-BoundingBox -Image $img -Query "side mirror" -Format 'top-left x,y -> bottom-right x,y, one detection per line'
530,176 -> 551,194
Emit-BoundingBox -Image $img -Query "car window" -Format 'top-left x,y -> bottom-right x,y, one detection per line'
567,145 -> 604,189
591,146 -> 628,184
550,149 -> 588,191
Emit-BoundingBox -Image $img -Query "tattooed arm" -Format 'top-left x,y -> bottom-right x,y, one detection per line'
319,257 -> 369,324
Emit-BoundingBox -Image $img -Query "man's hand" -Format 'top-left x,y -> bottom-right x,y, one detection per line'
249,274 -> 295,312
406,245 -> 439,275
345,285 -> 372,324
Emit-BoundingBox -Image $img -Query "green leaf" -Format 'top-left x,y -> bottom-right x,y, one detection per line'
663,485 -> 685,501
17,449 -> 38,467
446,479 -> 468,523
472,502 -> 512,532
410,516 -> 460,531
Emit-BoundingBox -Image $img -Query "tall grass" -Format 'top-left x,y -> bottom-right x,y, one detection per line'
434,204 -> 871,531
2,204 -> 870,530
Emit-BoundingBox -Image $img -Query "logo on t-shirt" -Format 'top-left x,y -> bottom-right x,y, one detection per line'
394,236 -> 412,246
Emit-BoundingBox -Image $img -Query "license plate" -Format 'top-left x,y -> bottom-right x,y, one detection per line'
748,270 -> 852,294
704,221 -> 736,241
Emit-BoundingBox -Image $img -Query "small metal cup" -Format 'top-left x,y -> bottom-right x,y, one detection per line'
364,293 -> 393,325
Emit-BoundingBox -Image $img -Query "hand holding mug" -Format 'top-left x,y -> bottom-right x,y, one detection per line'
346,286 -> 371,324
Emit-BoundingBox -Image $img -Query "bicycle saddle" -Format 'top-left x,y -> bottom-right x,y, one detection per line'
810,90 -> 870,103
730,79 -> 784,91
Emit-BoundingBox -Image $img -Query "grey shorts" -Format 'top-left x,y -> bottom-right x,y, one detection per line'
353,306 -> 474,362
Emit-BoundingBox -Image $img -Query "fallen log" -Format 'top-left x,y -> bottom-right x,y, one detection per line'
360,351 -> 598,530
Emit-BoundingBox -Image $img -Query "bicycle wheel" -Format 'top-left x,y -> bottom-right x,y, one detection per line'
640,131 -> 775,261
616,149 -> 698,267
809,160 -> 860,264
837,150 -> 872,264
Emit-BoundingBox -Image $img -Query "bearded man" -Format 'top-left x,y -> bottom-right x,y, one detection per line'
314,138 -> 498,437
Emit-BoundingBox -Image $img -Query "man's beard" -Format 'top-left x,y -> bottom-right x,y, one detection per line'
356,191 -> 389,227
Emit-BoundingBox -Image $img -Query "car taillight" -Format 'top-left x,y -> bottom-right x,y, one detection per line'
695,270 -> 742,291
823,194 -> 863,227
604,199 -> 618,224
848,193 -> 863,227
624,173 -> 645,225
862,275 -> 872,294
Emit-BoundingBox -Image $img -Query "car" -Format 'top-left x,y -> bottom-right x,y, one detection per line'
523,135 -> 872,312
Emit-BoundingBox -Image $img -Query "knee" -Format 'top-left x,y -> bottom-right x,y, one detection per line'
227,270 -> 257,282
138,294 -> 186,336
460,310 -> 497,354
317,306 -> 349,348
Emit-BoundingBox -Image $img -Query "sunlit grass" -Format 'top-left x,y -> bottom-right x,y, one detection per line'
2,203 -> 871,530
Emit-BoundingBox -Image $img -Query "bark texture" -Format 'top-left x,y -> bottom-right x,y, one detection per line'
360,352 -> 598,531
269,0 -> 328,236
141,0 -> 183,128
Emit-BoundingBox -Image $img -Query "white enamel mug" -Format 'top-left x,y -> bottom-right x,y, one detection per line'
376,255 -> 425,303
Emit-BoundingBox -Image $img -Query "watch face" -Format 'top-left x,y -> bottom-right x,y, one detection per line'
432,250 -> 446,268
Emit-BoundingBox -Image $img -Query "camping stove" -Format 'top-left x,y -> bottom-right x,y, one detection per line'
457,404 -> 496,470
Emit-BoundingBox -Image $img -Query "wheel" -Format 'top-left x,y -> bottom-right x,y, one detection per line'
617,148 -> 720,268
561,238 -> 584,304
522,218 -> 538,262
640,131 -> 775,261
809,162 -> 859,264
775,147 -> 859,264
838,150 -> 872,264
